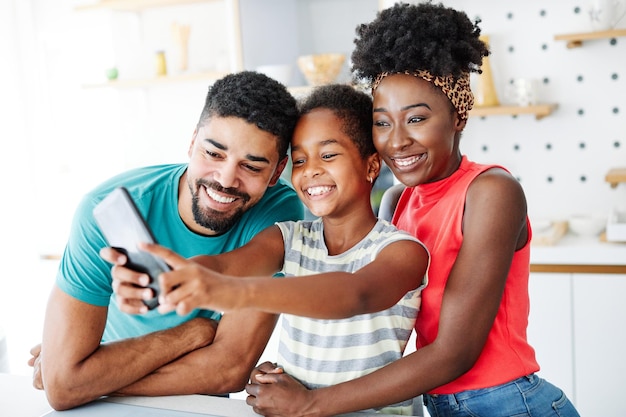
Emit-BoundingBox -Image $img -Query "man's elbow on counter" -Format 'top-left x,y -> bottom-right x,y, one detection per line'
196,363 -> 251,396
45,390 -> 88,411
43,375 -> 95,411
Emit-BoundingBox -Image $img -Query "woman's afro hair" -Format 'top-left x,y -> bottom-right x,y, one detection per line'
351,2 -> 489,84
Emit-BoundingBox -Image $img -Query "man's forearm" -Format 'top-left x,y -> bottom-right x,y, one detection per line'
44,318 -> 216,410
117,311 -> 280,398
114,343 -> 243,397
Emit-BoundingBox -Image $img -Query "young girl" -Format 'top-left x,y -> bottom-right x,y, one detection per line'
112,84 -> 429,415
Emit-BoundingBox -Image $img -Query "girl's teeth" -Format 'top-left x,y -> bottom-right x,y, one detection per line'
307,186 -> 332,196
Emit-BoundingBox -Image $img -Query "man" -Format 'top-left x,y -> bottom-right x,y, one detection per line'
28,71 -> 303,411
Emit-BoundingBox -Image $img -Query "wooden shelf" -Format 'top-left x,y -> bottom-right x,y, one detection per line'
606,167 -> 626,188
74,0 -> 216,12
470,103 -> 557,120
554,28 -> 626,48
82,70 -> 229,88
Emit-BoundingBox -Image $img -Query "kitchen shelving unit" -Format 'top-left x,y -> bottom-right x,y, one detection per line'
74,0 -> 382,92
76,1 -> 564,115
554,28 -> 626,48
75,0 -> 243,87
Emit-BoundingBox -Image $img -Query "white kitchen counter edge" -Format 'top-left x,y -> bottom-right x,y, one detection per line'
103,395 -> 260,417
0,374 -> 411,417
103,395 -> 405,417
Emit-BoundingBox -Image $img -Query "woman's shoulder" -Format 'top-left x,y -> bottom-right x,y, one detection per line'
466,165 -> 528,229
471,166 -> 524,196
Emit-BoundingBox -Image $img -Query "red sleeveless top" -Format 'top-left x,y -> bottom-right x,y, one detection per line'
393,156 -> 539,394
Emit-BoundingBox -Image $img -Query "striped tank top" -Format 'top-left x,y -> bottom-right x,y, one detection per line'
275,218 -> 428,415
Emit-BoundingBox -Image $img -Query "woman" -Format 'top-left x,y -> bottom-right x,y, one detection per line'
245,3 -> 580,416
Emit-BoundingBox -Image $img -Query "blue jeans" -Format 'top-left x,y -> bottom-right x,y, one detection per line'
423,374 -> 580,417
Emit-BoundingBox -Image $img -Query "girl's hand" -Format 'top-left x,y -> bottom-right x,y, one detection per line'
245,370 -> 316,417
249,361 -> 284,385
137,242 -> 242,316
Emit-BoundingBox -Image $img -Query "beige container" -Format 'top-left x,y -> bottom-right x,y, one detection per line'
155,51 -> 167,76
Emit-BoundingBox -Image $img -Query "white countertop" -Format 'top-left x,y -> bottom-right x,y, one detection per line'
0,374 -> 51,417
0,373 -> 416,417
531,234 -> 626,266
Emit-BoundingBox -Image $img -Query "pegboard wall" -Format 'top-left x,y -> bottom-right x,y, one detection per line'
429,0 -> 626,224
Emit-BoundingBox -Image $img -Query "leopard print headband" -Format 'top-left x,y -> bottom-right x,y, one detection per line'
372,70 -> 474,120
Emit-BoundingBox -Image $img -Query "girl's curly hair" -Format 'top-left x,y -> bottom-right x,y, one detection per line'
298,84 -> 375,158
351,2 -> 489,84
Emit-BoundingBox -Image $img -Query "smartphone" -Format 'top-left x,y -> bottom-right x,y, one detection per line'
93,186 -> 169,310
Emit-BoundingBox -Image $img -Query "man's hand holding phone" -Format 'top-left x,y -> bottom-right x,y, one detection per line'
104,243 -> 217,316
94,187 -> 170,312
101,246 -> 156,315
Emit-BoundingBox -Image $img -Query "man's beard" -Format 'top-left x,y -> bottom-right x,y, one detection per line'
191,179 -> 251,235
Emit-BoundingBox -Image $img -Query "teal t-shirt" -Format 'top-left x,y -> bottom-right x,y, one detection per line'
56,164 -> 303,342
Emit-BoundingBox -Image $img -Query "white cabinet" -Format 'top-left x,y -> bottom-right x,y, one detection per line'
527,273 -> 575,402
528,272 -> 626,417
572,274 -> 626,417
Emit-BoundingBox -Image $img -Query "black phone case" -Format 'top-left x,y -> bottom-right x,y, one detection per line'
92,187 -> 170,310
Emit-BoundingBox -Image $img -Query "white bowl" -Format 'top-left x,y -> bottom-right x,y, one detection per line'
568,214 -> 606,237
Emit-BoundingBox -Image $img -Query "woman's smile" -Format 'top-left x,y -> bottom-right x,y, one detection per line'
391,153 -> 426,168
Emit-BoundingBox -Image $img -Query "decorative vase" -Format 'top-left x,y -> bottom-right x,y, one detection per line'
172,23 -> 191,72
474,35 -> 499,107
